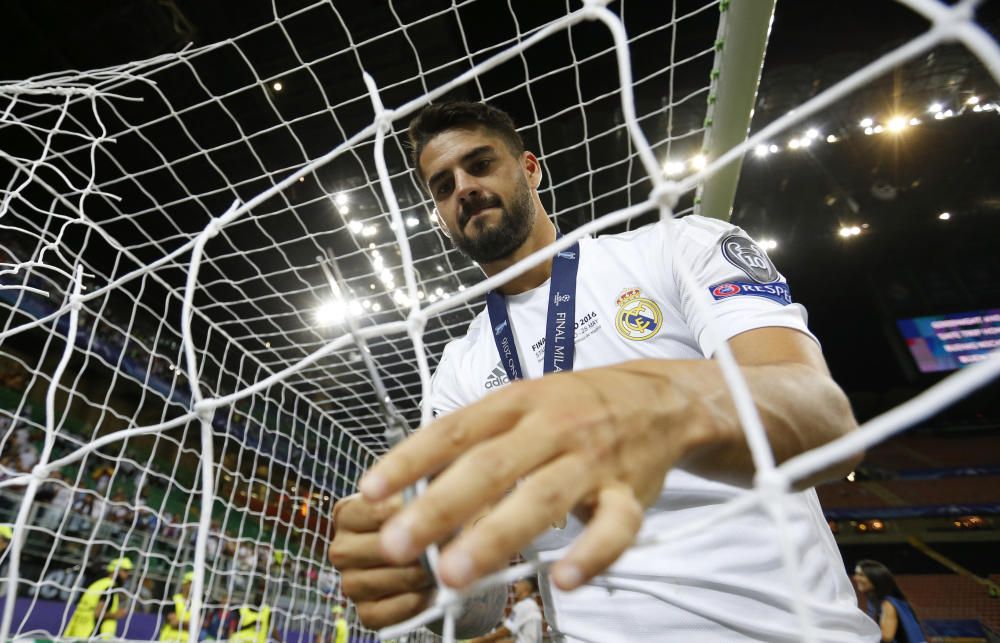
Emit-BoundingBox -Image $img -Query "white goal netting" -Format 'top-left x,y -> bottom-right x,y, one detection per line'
1,0 -> 998,642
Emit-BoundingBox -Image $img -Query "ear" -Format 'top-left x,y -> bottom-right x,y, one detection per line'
521,151 -> 542,190
432,206 -> 452,239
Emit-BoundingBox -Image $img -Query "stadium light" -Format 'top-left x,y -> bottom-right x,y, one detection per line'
887,116 -> 908,133
754,144 -> 770,158
788,138 -> 801,150
928,102 -> 943,114
272,81 -> 283,92
334,192 -> 349,206
362,224 -> 377,237
759,238 -> 778,250
805,128 -> 820,140
406,216 -> 419,228
690,154 -> 707,170
838,225 -> 861,238
938,212 -> 951,220
663,160 -> 685,176
826,134 -> 838,143
315,300 -> 347,326
348,220 -> 363,234
859,117 -> 874,128
966,95 -> 980,105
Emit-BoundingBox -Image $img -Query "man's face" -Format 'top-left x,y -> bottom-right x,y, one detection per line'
419,126 -> 537,263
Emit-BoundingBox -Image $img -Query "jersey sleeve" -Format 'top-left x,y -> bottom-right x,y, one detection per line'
667,215 -> 817,357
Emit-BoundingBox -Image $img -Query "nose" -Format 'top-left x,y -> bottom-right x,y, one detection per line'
454,169 -> 482,202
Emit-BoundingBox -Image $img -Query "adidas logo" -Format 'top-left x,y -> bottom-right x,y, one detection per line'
484,364 -> 509,390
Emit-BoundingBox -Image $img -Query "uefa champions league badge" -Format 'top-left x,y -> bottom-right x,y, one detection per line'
720,234 -> 779,283
614,287 -> 663,341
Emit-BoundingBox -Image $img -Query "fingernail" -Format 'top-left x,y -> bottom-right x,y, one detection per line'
359,472 -> 387,499
381,521 -> 413,560
553,563 -> 583,589
441,550 -> 475,587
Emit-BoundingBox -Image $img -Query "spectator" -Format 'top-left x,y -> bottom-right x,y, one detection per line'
472,578 -> 542,643
91,463 -> 115,493
63,557 -> 133,639
853,560 -> 927,643
38,471 -> 74,531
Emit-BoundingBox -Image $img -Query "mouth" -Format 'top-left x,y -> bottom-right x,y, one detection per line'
461,201 -> 501,228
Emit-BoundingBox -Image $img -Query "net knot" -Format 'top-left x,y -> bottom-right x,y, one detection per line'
753,469 -> 790,504
580,0 -> 612,18
203,217 -> 223,239
30,464 -> 50,483
193,399 -> 215,422
374,109 -> 397,134
407,308 -> 428,333
650,182 -> 681,211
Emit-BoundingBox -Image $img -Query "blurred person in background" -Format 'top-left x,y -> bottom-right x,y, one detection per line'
854,560 -> 926,643
159,570 -> 194,642
64,557 -> 133,639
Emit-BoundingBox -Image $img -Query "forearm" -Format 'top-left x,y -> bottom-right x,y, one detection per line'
617,358 -> 861,488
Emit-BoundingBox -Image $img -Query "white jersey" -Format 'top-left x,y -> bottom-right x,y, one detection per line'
428,216 -> 878,642
505,597 -> 543,643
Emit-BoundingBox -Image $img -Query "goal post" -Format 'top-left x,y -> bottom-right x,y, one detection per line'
694,0 -> 776,221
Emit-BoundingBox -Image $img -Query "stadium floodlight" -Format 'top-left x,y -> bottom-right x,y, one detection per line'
939,212 -> 952,220
887,115 -> 908,132
966,95 -> 980,105
859,117 -> 874,127
928,102 -> 944,113
348,219 -> 364,234
663,160 -> 685,176
759,238 -> 778,250
754,144 -> 770,157
272,81 -> 283,91
689,154 -> 708,170
805,128 -> 820,139
315,299 -> 348,325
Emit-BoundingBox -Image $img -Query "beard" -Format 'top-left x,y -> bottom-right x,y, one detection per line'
452,174 -> 535,264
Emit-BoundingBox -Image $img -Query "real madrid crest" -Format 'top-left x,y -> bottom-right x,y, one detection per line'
614,288 -> 663,341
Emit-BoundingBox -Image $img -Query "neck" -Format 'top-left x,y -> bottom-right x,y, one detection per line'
481,216 -> 557,295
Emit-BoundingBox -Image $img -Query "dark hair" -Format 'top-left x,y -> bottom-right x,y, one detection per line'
856,560 -> 907,618
407,101 -> 525,183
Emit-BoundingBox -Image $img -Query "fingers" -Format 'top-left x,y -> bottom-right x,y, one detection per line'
340,565 -> 433,602
328,531 -> 390,569
437,454 -> 594,588
551,483 -> 643,590
359,390 -> 528,500
379,419 -> 564,564
333,493 -> 403,533
355,590 -> 434,630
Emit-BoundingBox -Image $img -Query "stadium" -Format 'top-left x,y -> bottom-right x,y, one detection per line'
1,1 -> 999,641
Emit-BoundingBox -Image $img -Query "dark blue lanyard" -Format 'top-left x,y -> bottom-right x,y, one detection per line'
486,240 -> 581,381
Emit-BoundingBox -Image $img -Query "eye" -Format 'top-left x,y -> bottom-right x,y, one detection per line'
471,158 -> 491,173
434,180 -> 453,199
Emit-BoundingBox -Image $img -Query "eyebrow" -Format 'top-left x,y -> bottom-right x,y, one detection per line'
426,145 -> 496,191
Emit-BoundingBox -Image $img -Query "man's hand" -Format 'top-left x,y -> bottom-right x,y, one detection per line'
327,493 -> 434,629
357,328 -> 859,593
359,363 -> 687,591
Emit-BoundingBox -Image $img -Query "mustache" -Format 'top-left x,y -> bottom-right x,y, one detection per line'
459,195 -> 502,227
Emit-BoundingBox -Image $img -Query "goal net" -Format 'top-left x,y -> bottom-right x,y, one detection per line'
1,1 -> 997,642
